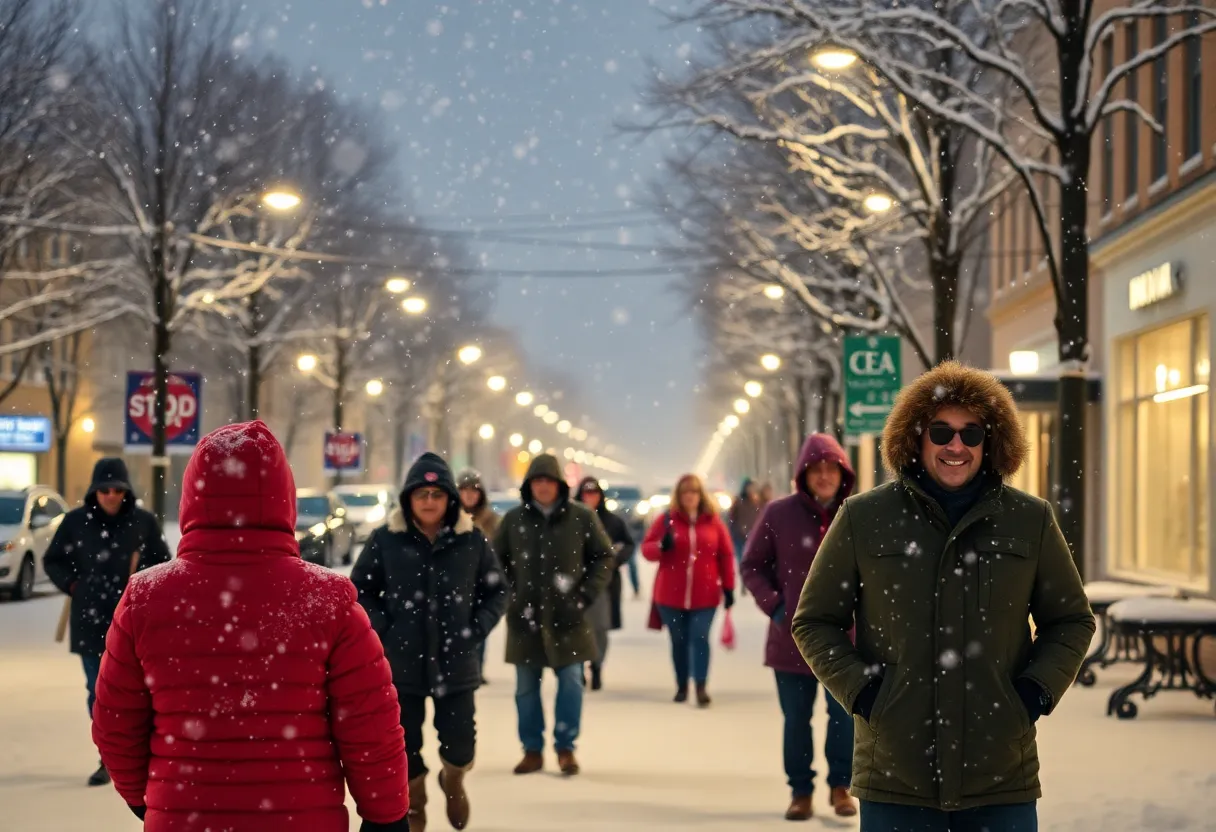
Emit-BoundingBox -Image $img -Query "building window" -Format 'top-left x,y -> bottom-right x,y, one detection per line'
1116,315 -> 1210,584
1124,22 -> 1139,200
1151,15 -> 1168,182
1184,12 -> 1202,161
1101,36 -> 1114,212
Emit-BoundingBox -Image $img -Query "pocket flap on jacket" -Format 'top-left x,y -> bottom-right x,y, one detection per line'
978,536 -> 1030,558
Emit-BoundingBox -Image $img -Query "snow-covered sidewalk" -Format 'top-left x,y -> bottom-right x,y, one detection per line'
1,564 -> 1213,830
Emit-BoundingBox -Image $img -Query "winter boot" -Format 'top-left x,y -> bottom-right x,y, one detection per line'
674,681 -> 689,703
513,751 -> 544,775
87,762 -> 110,787
590,663 -> 603,691
695,682 -> 712,708
407,774 -> 428,832
437,759 -> 472,830
784,794 -> 812,821
830,786 -> 857,817
556,749 -> 580,776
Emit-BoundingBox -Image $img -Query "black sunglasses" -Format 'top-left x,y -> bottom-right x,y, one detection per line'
927,423 -> 985,447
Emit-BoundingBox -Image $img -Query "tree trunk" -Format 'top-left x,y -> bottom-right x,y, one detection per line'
332,339 -> 348,487
150,239 -> 171,525
247,290 -> 262,420
55,431 -> 68,496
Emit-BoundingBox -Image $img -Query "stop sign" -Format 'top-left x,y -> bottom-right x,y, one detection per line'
323,431 -> 364,473
125,372 -> 201,445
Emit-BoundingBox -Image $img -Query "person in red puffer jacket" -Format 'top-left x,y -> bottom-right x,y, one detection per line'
641,473 -> 735,707
91,421 -> 409,832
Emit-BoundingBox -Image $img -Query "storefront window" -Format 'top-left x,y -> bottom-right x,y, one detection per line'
1115,315 -> 1210,584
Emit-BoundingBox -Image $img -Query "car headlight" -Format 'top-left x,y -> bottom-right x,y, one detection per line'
605,499 -> 619,512
294,530 -> 308,542
365,504 -> 386,524
636,500 -> 650,516
310,522 -> 328,537
716,494 -> 732,511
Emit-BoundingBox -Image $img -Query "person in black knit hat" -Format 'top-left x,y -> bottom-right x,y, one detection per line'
43,457 -> 172,787
352,452 -> 508,832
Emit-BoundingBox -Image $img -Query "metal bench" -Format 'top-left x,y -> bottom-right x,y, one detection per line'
1076,581 -> 1180,687
1105,597 -> 1216,720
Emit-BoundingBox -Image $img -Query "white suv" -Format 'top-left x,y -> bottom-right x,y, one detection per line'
0,486 -> 70,601
331,484 -> 395,543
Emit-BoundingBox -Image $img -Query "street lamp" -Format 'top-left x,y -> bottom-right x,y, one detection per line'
744,380 -> 763,398
763,284 -> 785,300
534,404 -> 550,417
724,414 -> 741,429
515,391 -> 534,407
556,420 -> 571,434
863,192 -> 895,214
401,296 -> 428,315
760,353 -> 782,372
365,379 -> 384,397
509,433 -> 524,447
478,423 -> 495,440
528,439 -> 543,454
262,188 -> 303,212
487,375 -> 507,392
811,47 -> 858,71
457,344 -> 483,365
384,276 -> 412,294
297,354 -> 319,373
543,411 -> 559,425
734,398 -> 751,415
80,416 -> 96,434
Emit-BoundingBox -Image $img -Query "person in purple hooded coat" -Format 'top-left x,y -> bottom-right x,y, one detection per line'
742,433 -> 856,822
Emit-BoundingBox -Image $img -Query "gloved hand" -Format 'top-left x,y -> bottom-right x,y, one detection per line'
360,815 -> 411,831
853,678 -> 882,721
771,602 -> 786,624
722,588 -> 735,609
1014,677 -> 1050,723
659,527 -> 675,552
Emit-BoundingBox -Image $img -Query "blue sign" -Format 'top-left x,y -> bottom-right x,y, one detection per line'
124,371 -> 203,453
0,415 -> 52,452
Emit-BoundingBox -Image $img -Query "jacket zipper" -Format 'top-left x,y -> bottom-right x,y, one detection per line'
685,517 -> 696,609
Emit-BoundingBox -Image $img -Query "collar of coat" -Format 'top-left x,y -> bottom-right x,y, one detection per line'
387,504 -> 475,536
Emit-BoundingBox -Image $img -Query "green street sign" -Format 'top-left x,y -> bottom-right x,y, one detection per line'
844,335 -> 902,436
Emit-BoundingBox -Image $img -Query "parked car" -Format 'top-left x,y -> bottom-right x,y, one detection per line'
488,490 -> 520,518
0,486 -> 70,600
295,489 -> 356,568
330,483 -> 394,543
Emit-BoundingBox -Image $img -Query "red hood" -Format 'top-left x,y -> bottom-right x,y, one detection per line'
179,420 -> 296,535
794,433 -> 856,502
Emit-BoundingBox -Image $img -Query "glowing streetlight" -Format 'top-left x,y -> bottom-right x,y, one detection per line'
543,411 -> 559,425
515,391 -> 534,407
401,296 -> 428,315
744,380 -> 763,398
80,417 -> 96,434
863,192 -> 895,214
1009,350 -> 1040,376
811,47 -> 858,71
564,448 -> 576,460
528,439 -> 543,454
570,428 -> 588,442
556,420 -> 572,434
297,354 -> 318,373
734,398 -> 751,415
760,353 -> 782,372
384,276 -> 411,294
262,188 -> 303,212
457,344 -> 483,365
487,375 -> 507,392
509,433 -> 524,447
534,404 -> 550,417
763,284 -> 785,300
724,414 -> 741,429
365,379 -> 384,397
478,423 -> 495,440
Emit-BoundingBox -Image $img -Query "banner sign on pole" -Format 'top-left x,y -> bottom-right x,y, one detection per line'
124,371 -> 202,453
843,335 -> 902,437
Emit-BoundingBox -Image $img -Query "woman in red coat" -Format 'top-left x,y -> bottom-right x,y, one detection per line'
91,421 -> 409,832
641,473 -> 735,707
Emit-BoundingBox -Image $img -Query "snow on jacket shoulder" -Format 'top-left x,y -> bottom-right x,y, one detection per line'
91,421 -> 408,832
641,510 -> 734,610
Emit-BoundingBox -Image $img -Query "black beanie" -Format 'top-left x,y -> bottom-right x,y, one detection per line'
401,452 -> 461,528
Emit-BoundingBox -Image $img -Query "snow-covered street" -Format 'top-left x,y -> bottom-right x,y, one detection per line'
2,563 -> 1214,831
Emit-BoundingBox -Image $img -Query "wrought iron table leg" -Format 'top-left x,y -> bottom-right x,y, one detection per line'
1077,607 -> 1112,687
1108,630 -> 1156,720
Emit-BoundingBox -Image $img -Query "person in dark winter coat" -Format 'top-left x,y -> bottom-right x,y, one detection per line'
793,361 -> 1095,828
727,478 -> 761,575
574,476 -> 636,691
640,473 -> 736,708
353,452 -> 508,832
743,433 -> 857,821
43,457 -> 171,787
493,454 -> 615,777
457,468 -> 503,685
91,422 -> 409,832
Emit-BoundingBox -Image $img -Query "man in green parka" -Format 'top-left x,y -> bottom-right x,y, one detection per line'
494,454 -> 615,778
792,360 -> 1094,830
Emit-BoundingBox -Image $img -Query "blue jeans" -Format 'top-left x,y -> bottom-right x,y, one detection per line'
657,605 -> 716,686
477,639 -> 486,676
775,671 -> 853,795
81,654 -> 102,718
515,663 -> 584,752
860,801 -> 1037,831
626,552 -> 640,594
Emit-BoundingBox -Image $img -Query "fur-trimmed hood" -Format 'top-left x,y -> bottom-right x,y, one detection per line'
387,504 -> 475,536
881,360 -> 1029,480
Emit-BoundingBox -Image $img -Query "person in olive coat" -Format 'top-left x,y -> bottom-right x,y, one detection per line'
574,476 -> 636,691
43,457 -> 171,787
352,452 -> 507,832
493,454 -> 615,777
792,361 -> 1095,829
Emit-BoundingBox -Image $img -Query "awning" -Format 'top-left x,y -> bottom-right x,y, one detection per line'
990,372 -> 1102,406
